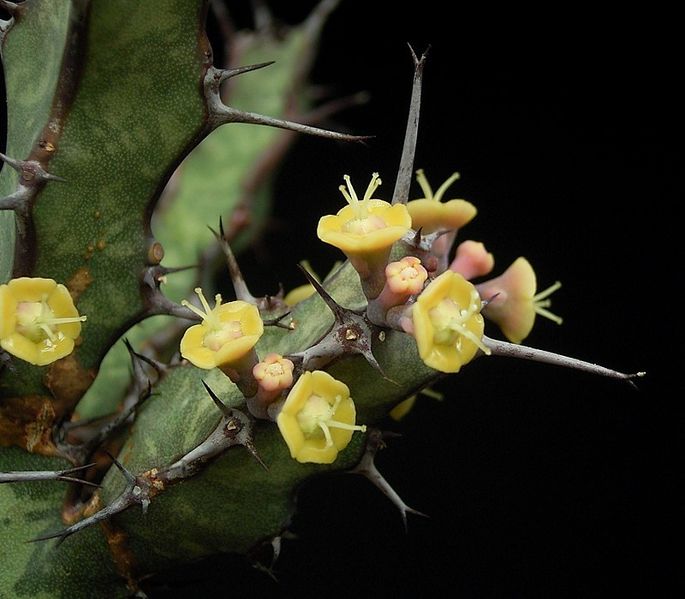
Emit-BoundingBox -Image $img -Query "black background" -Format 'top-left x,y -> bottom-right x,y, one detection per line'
2,1 -> 681,597
211,4 -> 679,597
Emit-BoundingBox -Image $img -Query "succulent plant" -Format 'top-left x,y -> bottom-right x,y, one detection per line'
0,1 -> 648,596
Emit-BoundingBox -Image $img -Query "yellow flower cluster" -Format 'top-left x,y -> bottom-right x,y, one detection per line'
176,167 -> 563,467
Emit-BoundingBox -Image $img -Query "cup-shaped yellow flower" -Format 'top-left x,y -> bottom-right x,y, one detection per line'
317,173 -> 411,298
0,277 -> 86,366
412,271 -> 490,373
180,288 -> 263,397
476,257 -> 562,344
407,169 -> 477,233
276,370 -> 366,464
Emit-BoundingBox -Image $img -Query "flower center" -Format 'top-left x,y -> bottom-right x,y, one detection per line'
296,394 -> 366,448
385,257 -> 428,295
203,320 -> 243,351
15,296 -> 86,345
428,288 -> 490,354
339,172 -> 387,233
400,265 -> 419,281
266,362 -> 285,377
342,215 -> 387,234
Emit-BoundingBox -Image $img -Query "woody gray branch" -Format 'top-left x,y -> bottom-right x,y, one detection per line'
56,340 -> 159,465
30,383 -> 265,544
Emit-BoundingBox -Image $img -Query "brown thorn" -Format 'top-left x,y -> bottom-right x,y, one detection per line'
104,450 -> 136,486
263,311 -> 292,329
201,380 -> 233,419
355,345 -> 396,385
244,438 -> 269,472
348,428 -> 428,532
122,338 -> 166,378
297,264 -> 345,321
159,263 -> 198,276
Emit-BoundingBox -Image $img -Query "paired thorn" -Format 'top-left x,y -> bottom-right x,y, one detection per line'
292,266 -> 388,377
348,429 -> 427,531
35,385 -> 268,545
0,463 -> 99,487
263,311 -> 293,329
403,227 -> 448,253
396,227 -> 443,274
157,263 -> 198,277
0,151 -> 65,184
155,384 -> 267,483
123,338 -> 167,381
0,167 -> 38,275
203,67 -> 368,142
202,381 -> 267,471
212,62 -> 275,85
30,454 -> 152,545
